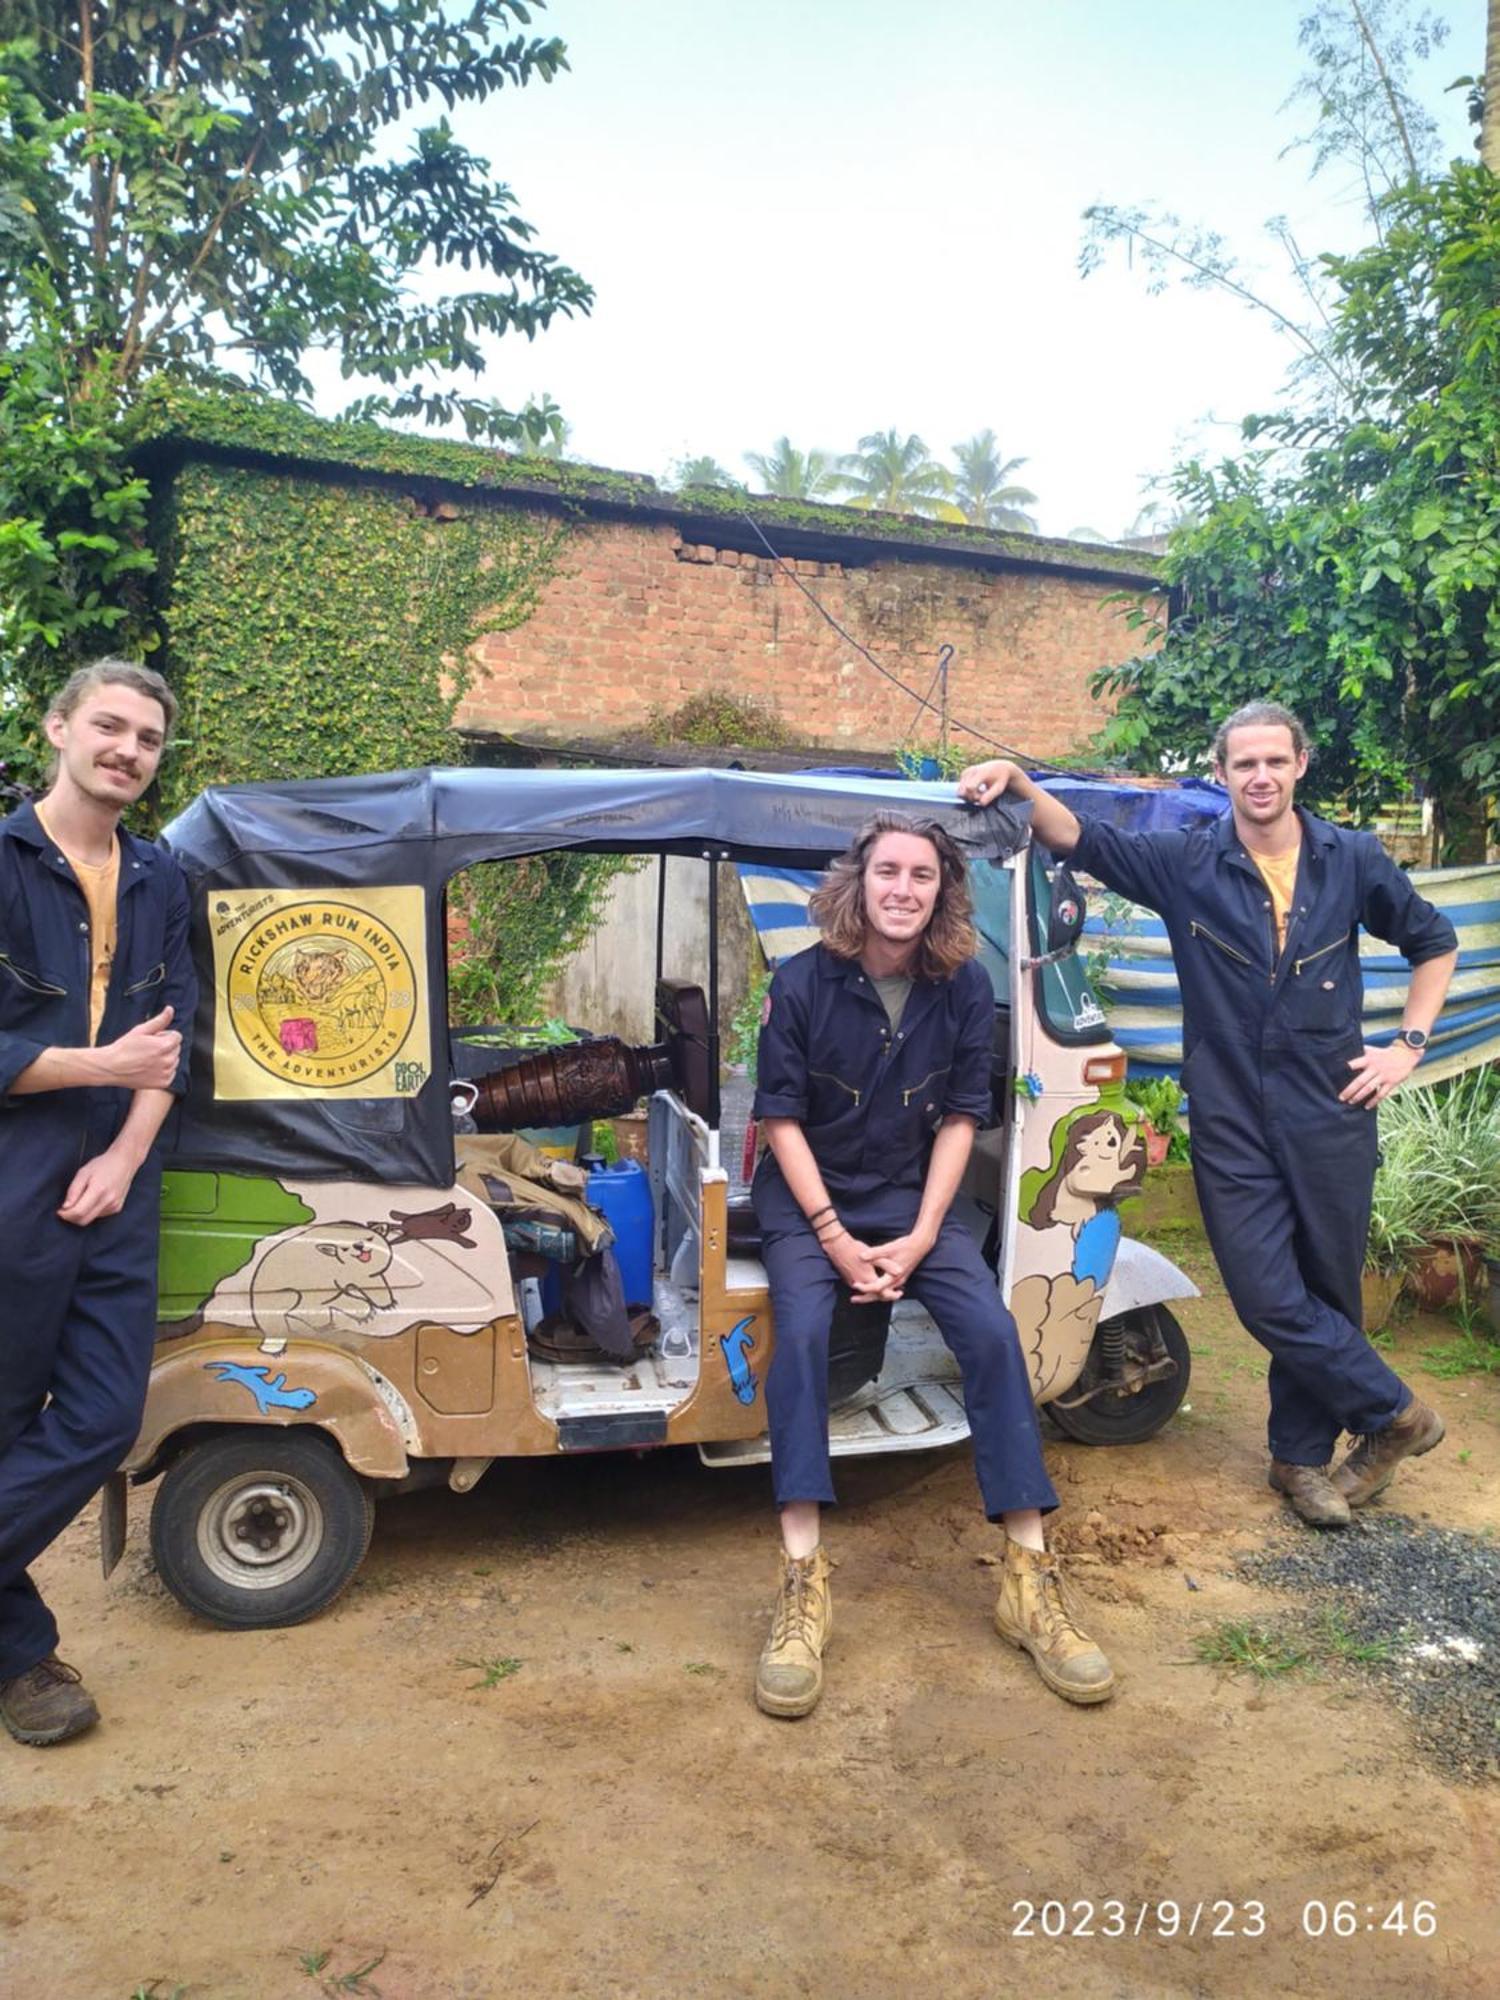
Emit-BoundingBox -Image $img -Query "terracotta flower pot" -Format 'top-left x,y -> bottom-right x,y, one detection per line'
1360,1267 -> 1404,1333
1484,1255 -> 1500,1341
1405,1238 -> 1485,1312
1141,1119 -> 1171,1169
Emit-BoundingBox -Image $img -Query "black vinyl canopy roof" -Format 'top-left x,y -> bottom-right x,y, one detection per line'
163,764 -> 1030,883
160,767 -> 1029,1187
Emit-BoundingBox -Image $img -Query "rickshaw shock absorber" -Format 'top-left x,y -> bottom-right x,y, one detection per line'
471,1038 -> 677,1132
1099,1312 -> 1128,1382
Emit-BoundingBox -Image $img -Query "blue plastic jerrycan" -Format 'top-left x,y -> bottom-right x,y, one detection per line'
585,1158 -> 655,1309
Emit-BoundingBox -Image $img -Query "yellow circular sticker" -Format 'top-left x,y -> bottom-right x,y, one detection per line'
227,900 -> 419,1089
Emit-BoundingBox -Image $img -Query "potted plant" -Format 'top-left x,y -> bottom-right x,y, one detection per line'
1119,1077 -> 1199,1232
1370,1074 -> 1500,1313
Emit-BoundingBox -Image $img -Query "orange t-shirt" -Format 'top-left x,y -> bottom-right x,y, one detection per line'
1250,843 -> 1301,956
35,801 -> 120,1043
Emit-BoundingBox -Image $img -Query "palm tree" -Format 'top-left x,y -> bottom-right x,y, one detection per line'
949,431 -> 1038,531
743,437 -> 841,500
835,430 -> 954,517
670,455 -> 737,490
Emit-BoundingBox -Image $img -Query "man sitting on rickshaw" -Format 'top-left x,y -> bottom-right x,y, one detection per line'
750,811 -> 1114,1716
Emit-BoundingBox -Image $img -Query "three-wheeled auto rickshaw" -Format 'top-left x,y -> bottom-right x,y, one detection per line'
109,766 -> 1196,1626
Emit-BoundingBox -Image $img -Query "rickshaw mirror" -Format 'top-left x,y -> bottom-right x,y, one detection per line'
1046,865 -> 1087,954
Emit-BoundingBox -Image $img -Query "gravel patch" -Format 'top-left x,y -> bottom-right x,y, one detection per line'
1240,1514 -> 1500,1784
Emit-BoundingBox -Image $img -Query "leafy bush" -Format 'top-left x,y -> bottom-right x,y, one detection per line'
1370,1071 -> 1500,1270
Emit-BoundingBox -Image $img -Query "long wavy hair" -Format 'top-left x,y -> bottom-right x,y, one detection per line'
808,811 -> 977,980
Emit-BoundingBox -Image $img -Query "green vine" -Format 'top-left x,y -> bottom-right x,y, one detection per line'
154,462 -> 565,813
447,853 -> 636,1028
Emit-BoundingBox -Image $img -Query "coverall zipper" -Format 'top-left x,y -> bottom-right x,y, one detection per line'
1293,932 -> 1350,977
1188,920 -> 1254,968
0,953 -> 67,996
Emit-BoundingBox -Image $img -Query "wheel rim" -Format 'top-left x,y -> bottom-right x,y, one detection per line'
196,1471 -> 326,1590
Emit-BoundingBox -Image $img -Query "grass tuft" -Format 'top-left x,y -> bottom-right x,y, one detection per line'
457,1655 -> 523,1689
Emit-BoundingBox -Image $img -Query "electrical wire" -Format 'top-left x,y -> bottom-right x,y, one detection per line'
738,510 -> 1070,772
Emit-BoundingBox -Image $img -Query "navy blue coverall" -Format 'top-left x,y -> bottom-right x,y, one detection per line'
0,801 -> 195,1681
752,944 -> 1058,1519
1072,807 -> 1456,1466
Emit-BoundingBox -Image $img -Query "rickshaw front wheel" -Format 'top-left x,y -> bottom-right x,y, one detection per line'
1043,1305 -> 1191,1447
149,1429 -> 375,1629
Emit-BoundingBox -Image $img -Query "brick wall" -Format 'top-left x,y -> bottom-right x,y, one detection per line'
456,513 -> 1146,761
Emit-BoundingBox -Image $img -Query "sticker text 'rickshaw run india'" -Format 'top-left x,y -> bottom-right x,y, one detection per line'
210,887 -> 429,1099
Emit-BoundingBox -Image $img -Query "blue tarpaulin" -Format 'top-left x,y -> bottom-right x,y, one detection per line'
738,774 -> 1500,1087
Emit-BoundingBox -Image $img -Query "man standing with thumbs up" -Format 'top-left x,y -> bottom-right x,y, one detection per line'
0,661 -> 196,1746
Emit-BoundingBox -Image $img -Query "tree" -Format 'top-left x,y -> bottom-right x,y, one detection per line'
670,455 -> 737,490
0,2 -> 591,746
948,431 -> 1038,531
743,436 -> 841,500
835,429 -> 954,516
1092,164 -> 1500,837
1080,1 -> 1454,416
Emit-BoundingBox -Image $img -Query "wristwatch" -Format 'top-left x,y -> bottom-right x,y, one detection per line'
1396,1027 -> 1429,1052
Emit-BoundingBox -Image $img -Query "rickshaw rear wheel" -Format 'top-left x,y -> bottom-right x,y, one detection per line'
149,1429 -> 375,1629
1043,1305 -> 1191,1446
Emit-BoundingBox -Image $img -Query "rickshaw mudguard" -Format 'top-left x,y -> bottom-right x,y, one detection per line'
1099,1238 -> 1200,1319
125,1333 -> 412,1481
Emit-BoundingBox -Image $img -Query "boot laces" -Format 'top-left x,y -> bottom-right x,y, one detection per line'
27,1656 -> 82,1691
773,1561 -> 819,1649
1035,1560 -> 1089,1643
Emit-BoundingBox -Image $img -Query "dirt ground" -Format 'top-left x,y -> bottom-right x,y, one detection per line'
3,1229 -> 1498,2000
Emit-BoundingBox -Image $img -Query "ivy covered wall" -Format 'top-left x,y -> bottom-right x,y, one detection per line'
151,458 -> 565,816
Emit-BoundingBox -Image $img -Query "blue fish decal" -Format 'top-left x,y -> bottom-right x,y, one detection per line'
204,1362 -> 318,1416
720,1316 -> 759,1405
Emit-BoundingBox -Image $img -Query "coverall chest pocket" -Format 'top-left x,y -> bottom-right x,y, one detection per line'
0,948 -> 71,1042
1188,919 -> 1256,976
121,958 -> 167,1023
897,1064 -> 952,1142
806,1064 -> 863,1127
1289,932 -> 1351,1029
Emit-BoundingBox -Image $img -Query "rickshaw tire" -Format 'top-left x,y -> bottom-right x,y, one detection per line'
148,1428 -> 376,1630
1043,1305 -> 1192,1447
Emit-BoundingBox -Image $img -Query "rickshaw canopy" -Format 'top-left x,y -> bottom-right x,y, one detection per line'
160,766 -> 1029,1187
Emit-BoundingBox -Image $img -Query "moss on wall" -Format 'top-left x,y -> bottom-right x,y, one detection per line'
153,460 -> 564,815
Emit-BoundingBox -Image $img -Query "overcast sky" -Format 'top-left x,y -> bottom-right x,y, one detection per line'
329,0 -> 1486,539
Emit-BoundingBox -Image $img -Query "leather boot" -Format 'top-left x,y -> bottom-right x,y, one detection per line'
994,1541 -> 1115,1705
1332,1397 -> 1445,1507
1268,1460 -> 1352,1528
755,1548 -> 832,1718
0,1656 -> 100,1747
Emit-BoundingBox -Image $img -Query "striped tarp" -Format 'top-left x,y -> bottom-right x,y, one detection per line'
739,861 -> 1500,1090
1089,864 -> 1500,1088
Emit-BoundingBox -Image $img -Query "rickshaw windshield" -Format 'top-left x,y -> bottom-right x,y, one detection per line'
1029,848 -> 1109,1046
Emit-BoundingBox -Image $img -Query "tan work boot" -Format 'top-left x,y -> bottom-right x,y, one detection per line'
994,1541 -> 1115,1705
1332,1397 -> 1446,1507
755,1548 -> 832,1718
0,1656 -> 100,1747
1268,1460 -> 1352,1528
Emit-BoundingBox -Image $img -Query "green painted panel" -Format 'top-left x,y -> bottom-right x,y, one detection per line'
158,1172 -> 314,1320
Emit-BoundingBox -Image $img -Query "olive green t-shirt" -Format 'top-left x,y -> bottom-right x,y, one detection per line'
872,971 -> 914,1031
